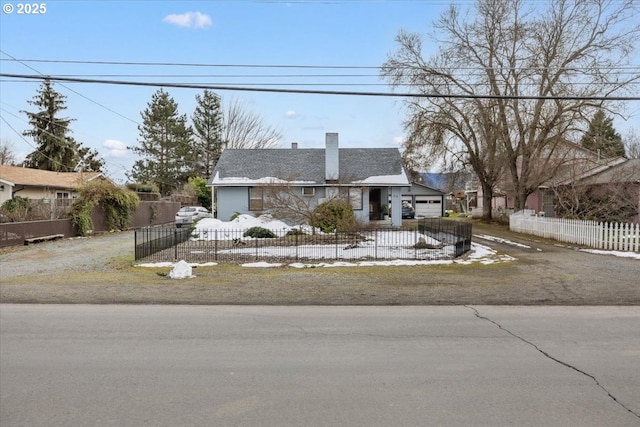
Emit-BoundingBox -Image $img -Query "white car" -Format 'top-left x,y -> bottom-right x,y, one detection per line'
175,206 -> 212,227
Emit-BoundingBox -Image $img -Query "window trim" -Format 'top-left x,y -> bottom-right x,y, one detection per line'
302,187 -> 316,197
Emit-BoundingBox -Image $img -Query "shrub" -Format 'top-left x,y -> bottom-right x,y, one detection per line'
230,212 -> 241,221
286,228 -> 306,236
71,180 -> 140,236
243,226 -> 277,238
1,196 -> 31,222
311,199 -> 356,233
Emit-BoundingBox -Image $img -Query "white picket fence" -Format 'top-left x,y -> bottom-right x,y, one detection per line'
510,211 -> 640,252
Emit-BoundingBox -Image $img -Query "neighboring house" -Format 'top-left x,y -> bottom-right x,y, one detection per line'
564,158 -> 640,223
209,133 -> 411,226
0,164 -> 110,211
466,141 -> 627,218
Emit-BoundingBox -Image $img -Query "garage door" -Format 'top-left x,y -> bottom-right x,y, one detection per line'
415,196 -> 442,217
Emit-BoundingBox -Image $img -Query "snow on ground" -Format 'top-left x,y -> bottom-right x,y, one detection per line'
474,234 -> 532,249
193,214 -> 298,239
580,249 -> 640,259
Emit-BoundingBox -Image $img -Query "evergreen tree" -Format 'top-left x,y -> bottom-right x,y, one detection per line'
129,89 -> 193,196
581,110 -> 625,158
192,90 -> 224,178
22,80 -> 104,172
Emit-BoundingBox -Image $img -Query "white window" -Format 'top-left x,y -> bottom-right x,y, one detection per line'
56,192 -> 70,199
302,187 -> 315,197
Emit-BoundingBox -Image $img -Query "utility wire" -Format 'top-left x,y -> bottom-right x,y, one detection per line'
0,51 -> 140,126
2,73 -> 639,101
2,57 -> 638,72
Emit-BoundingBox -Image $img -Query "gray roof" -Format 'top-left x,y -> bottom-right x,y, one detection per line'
209,148 -> 409,186
578,159 -> 640,185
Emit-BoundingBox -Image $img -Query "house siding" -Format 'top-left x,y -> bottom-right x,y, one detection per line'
217,187 -> 250,220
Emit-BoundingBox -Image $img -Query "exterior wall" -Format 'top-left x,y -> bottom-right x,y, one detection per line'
353,188 -> 370,224
215,185 -> 411,225
10,185 -> 76,200
216,186 -> 250,220
0,182 -> 12,205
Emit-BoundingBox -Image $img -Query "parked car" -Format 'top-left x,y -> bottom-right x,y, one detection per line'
175,206 -> 212,227
402,204 -> 415,219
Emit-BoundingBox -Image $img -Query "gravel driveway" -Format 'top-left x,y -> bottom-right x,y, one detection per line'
1,223 -> 639,305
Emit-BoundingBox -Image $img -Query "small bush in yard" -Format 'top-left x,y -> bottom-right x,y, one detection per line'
312,199 -> 356,233
243,226 -> 277,238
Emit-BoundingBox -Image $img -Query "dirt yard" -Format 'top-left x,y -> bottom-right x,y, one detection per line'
1,221 -> 639,305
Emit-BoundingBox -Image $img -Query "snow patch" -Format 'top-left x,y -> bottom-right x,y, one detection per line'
169,260 -> 195,279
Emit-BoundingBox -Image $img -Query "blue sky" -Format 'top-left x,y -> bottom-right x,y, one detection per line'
1,0 -> 638,184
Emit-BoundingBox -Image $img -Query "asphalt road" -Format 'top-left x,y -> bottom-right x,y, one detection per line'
1,305 -> 639,427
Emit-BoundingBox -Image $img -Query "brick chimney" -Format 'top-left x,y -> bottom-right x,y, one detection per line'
325,132 -> 339,182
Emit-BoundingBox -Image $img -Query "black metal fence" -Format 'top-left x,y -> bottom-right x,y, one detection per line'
418,218 -> 473,257
135,219 -> 473,263
134,226 -> 193,260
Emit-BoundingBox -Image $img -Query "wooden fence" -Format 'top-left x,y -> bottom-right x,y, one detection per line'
510,211 -> 640,252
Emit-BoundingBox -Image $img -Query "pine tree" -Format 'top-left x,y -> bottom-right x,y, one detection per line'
192,90 -> 224,178
129,89 -> 193,196
22,80 -> 104,172
581,110 -> 625,159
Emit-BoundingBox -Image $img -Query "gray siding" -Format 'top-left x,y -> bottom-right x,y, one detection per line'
217,187 -> 249,220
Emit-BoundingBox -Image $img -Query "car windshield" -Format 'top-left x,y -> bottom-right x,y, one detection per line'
180,207 -> 196,212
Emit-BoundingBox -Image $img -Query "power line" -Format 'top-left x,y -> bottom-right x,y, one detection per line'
0,51 -> 140,126
2,73 -> 639,101
2,58 -> 638,72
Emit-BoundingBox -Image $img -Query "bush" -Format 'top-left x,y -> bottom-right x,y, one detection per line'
243,226 -> 277,238
286,228 -> 306,236
1,196 -> 31,222
311,199 -> 356,233
71,180 -> 140,236
230,212 -> 241,221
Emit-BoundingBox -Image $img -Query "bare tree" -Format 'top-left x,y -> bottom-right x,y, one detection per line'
383,0 -> 640,217
222,98 -> 282,149
624,128 -> 640,159
0,139 -> 17,165
553,161 -> 640,222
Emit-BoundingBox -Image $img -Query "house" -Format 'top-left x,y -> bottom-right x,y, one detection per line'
562,158 -> 640,223
465,140 -> 627,218
208,133 -> 411,226
0,164 -> 109,209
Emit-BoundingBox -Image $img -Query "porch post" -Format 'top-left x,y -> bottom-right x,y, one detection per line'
391,186 -> 402,227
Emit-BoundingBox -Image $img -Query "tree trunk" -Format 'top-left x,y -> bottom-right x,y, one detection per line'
481,182 -> 493,221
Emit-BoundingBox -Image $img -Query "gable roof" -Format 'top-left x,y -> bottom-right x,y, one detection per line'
0,165 -> 107,189
210,148 -> 409,186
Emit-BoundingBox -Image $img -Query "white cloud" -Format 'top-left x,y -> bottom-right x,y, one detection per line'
285,110 -> 298,119
103,139 -> 128,158
163,11 -> 212,29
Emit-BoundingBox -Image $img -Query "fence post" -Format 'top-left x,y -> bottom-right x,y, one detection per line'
295,230 -> 298,260
214,229 -> 218,261
174,228 -> 178,261
335,230 -> 338,259
375,228 -> 378,260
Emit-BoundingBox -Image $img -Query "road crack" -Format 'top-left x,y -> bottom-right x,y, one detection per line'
465,305 -> 640,420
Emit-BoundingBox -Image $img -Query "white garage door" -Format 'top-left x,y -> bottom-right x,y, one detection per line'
415,196 -> 442,217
